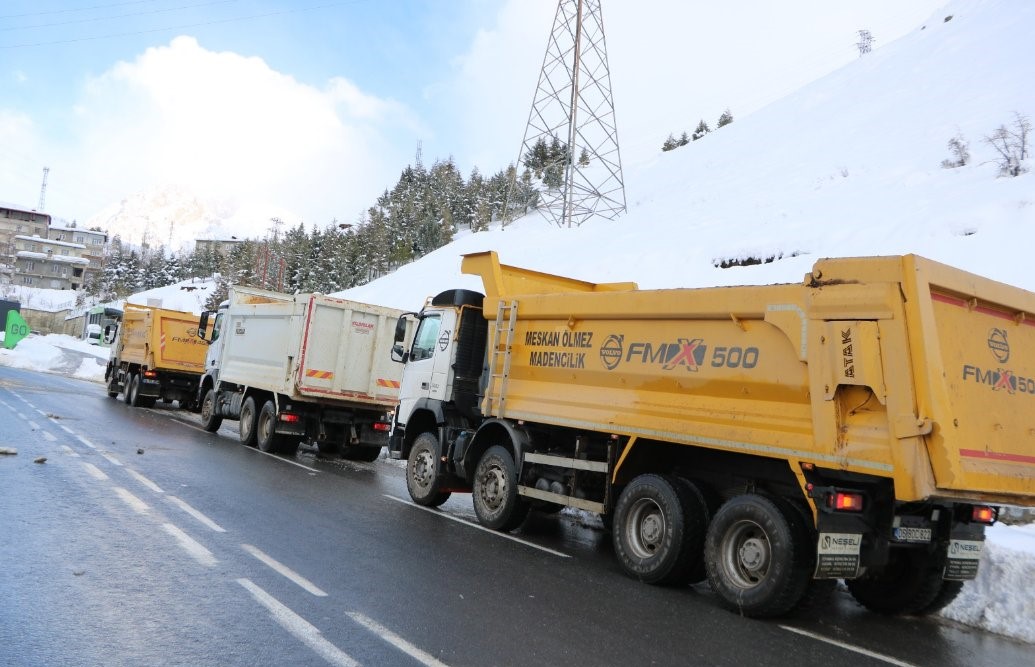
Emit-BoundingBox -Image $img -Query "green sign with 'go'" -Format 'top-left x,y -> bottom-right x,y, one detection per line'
4,310 -> 30,349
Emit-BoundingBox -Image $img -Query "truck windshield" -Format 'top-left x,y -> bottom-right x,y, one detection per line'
410,315 -> 441,361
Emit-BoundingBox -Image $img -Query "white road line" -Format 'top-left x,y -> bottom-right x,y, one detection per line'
346,611 -> 451,667
237,578 -> 358,667
60,445 -> 80,457
247,447 -> 319,473
41,431 -> 57,442
779,625 -> 922,667
59,424 -> 75,434
81,462 -> 109,480
17,412 -> 28,420
113,487 -> 150,514
36,409 -> 48,417
163,523 -> 218,567
77,436 -> 97,449
28,420 -> 41,430
241,544 -> 327,597
101,452 -> 123,466
126,468 -> 164,494
383,494 -> 570,559
167,496 -> 226,533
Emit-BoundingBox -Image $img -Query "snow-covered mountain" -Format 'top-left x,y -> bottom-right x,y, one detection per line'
83,184 -> 302,252
339,0 -> 1035,312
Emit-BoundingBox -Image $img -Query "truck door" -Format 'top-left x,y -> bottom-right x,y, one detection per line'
398,309 -> 456,423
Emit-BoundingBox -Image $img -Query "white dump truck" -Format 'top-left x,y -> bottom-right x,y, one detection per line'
196,286 -> 408,458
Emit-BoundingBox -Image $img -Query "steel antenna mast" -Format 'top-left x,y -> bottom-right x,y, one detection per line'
505,0 -> 626,228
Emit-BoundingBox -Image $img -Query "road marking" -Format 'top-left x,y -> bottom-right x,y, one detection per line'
127,468 -> 164,494
383,494 -> 570,559
17,412 -> 28,420
237,578 -> 358,667
346,611 -> 451,667
28,420 -> 41,430
163,523 -> 218,567
42,431 -> 57,442
167,496 -> 225,533
101,452 -> 123,466
60,445 -> 80,457
247,447 -> 319,473
81,462 -> 109,480
77,436 -> 97,449
779,625 -> 922,667
241,544 -> 327,597
59,424 -> 75,434
113,487 -> 150,514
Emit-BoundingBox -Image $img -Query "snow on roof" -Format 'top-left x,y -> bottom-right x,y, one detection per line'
16,251 -> 90,265
14,235 -> 86,249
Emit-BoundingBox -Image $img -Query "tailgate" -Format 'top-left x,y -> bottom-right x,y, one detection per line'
296,295 -> 403,405
153,313 -> 206,373
910,257 -> 1035,498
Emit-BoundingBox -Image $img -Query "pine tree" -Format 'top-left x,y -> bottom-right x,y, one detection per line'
662,134 -> 678,151
692,119 -> 711,141
717,108 -> 734,128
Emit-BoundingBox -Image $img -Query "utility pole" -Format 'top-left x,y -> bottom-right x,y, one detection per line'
505,0 -> 626,228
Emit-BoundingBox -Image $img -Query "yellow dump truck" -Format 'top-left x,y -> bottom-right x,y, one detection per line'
105,304 -> 207,409
389,251 -> 1035,618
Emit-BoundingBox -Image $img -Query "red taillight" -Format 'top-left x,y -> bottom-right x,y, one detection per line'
373,422 -> 391,432
143,369 -> 157,378
971,506 -> 996,524
279,413 -> 301,424
829,492 -> 864,512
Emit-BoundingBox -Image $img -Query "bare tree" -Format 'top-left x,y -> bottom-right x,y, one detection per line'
984,113 -> 1031,177
941,132 -> 970,169
856,30 -> 874,56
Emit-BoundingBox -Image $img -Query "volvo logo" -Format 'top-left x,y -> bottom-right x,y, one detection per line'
987,328 -> 1010,364
600,334 -> 624,370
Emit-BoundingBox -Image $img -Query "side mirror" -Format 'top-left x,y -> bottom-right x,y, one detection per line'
394,315 -> 411,344
391,343 -> 408,364
198,311 -> 210,341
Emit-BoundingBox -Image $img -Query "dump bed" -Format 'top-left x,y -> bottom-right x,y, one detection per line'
218,293 -> 404,409
462,251 -> 1035,507
118,304 -> 206,374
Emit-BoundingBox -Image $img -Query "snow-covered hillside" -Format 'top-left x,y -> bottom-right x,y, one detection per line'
339,0 -> 1034,311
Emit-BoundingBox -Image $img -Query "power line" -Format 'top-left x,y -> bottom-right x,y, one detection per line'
0,0 -> 164,20
1,1 -> 241,32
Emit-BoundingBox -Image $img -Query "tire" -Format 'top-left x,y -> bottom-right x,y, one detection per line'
342,444 -> 382,462
705,493 -> 812,618
613,475 -> 704,586
672,478 -> 714,584
200,389 -> 223,432
916,579 -> 964,616
123,373 -> 135,404
473,445 -> 530,531
239,397 -> 259,447
106,375 -> 120,399
256,400 -> 285,453
846,547 -> 948,615
128,374 -> 142,407
406,433 -> 451,507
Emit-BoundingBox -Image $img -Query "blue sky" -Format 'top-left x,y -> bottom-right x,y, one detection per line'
1,0 -> 948,231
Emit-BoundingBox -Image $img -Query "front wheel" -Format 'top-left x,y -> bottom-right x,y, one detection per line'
705,494 -> 812,618
406,433 -> 451,507
200,389 -> 223,432
472,445 -> 529,531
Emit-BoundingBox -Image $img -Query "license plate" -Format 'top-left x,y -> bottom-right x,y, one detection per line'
894,526 -> 932,543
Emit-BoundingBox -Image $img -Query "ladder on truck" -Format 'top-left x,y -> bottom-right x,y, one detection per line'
484,299 -> 518,417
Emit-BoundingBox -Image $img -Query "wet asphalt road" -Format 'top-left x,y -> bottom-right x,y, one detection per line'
1,365 -> 1033,667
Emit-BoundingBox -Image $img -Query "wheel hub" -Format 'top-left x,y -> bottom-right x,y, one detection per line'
478,467 -> 507,510
738,537 -> 768,573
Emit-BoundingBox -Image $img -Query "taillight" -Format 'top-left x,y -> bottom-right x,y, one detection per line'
971,505 -> 996,525
279,413 -> 301,424
373,422 -> 391,432
143,369 -> 157,378
828,491 -> 864,512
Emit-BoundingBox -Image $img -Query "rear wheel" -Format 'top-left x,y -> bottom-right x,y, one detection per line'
705,493 -> 812,617
473,445 -> 529,531
406,433 -> 451,507
256,400 -> 287,453
239,397 -> 259,447
128,374 -> 142,407
846,547 -> 948,615
200,389 -> 223,432
613,475 -> 704,586
123,373 -> 135,404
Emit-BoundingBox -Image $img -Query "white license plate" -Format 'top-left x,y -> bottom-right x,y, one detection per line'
894,526 -> 932,542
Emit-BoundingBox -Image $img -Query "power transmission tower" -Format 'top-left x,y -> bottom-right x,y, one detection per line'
506,0 -> 626,228
38,166 -> 49,211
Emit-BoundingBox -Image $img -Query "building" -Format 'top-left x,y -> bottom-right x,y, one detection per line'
1,203 -> 51,284
195,237 -> 245,257
48,223 -> 107,269
12,235 -> 91,290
